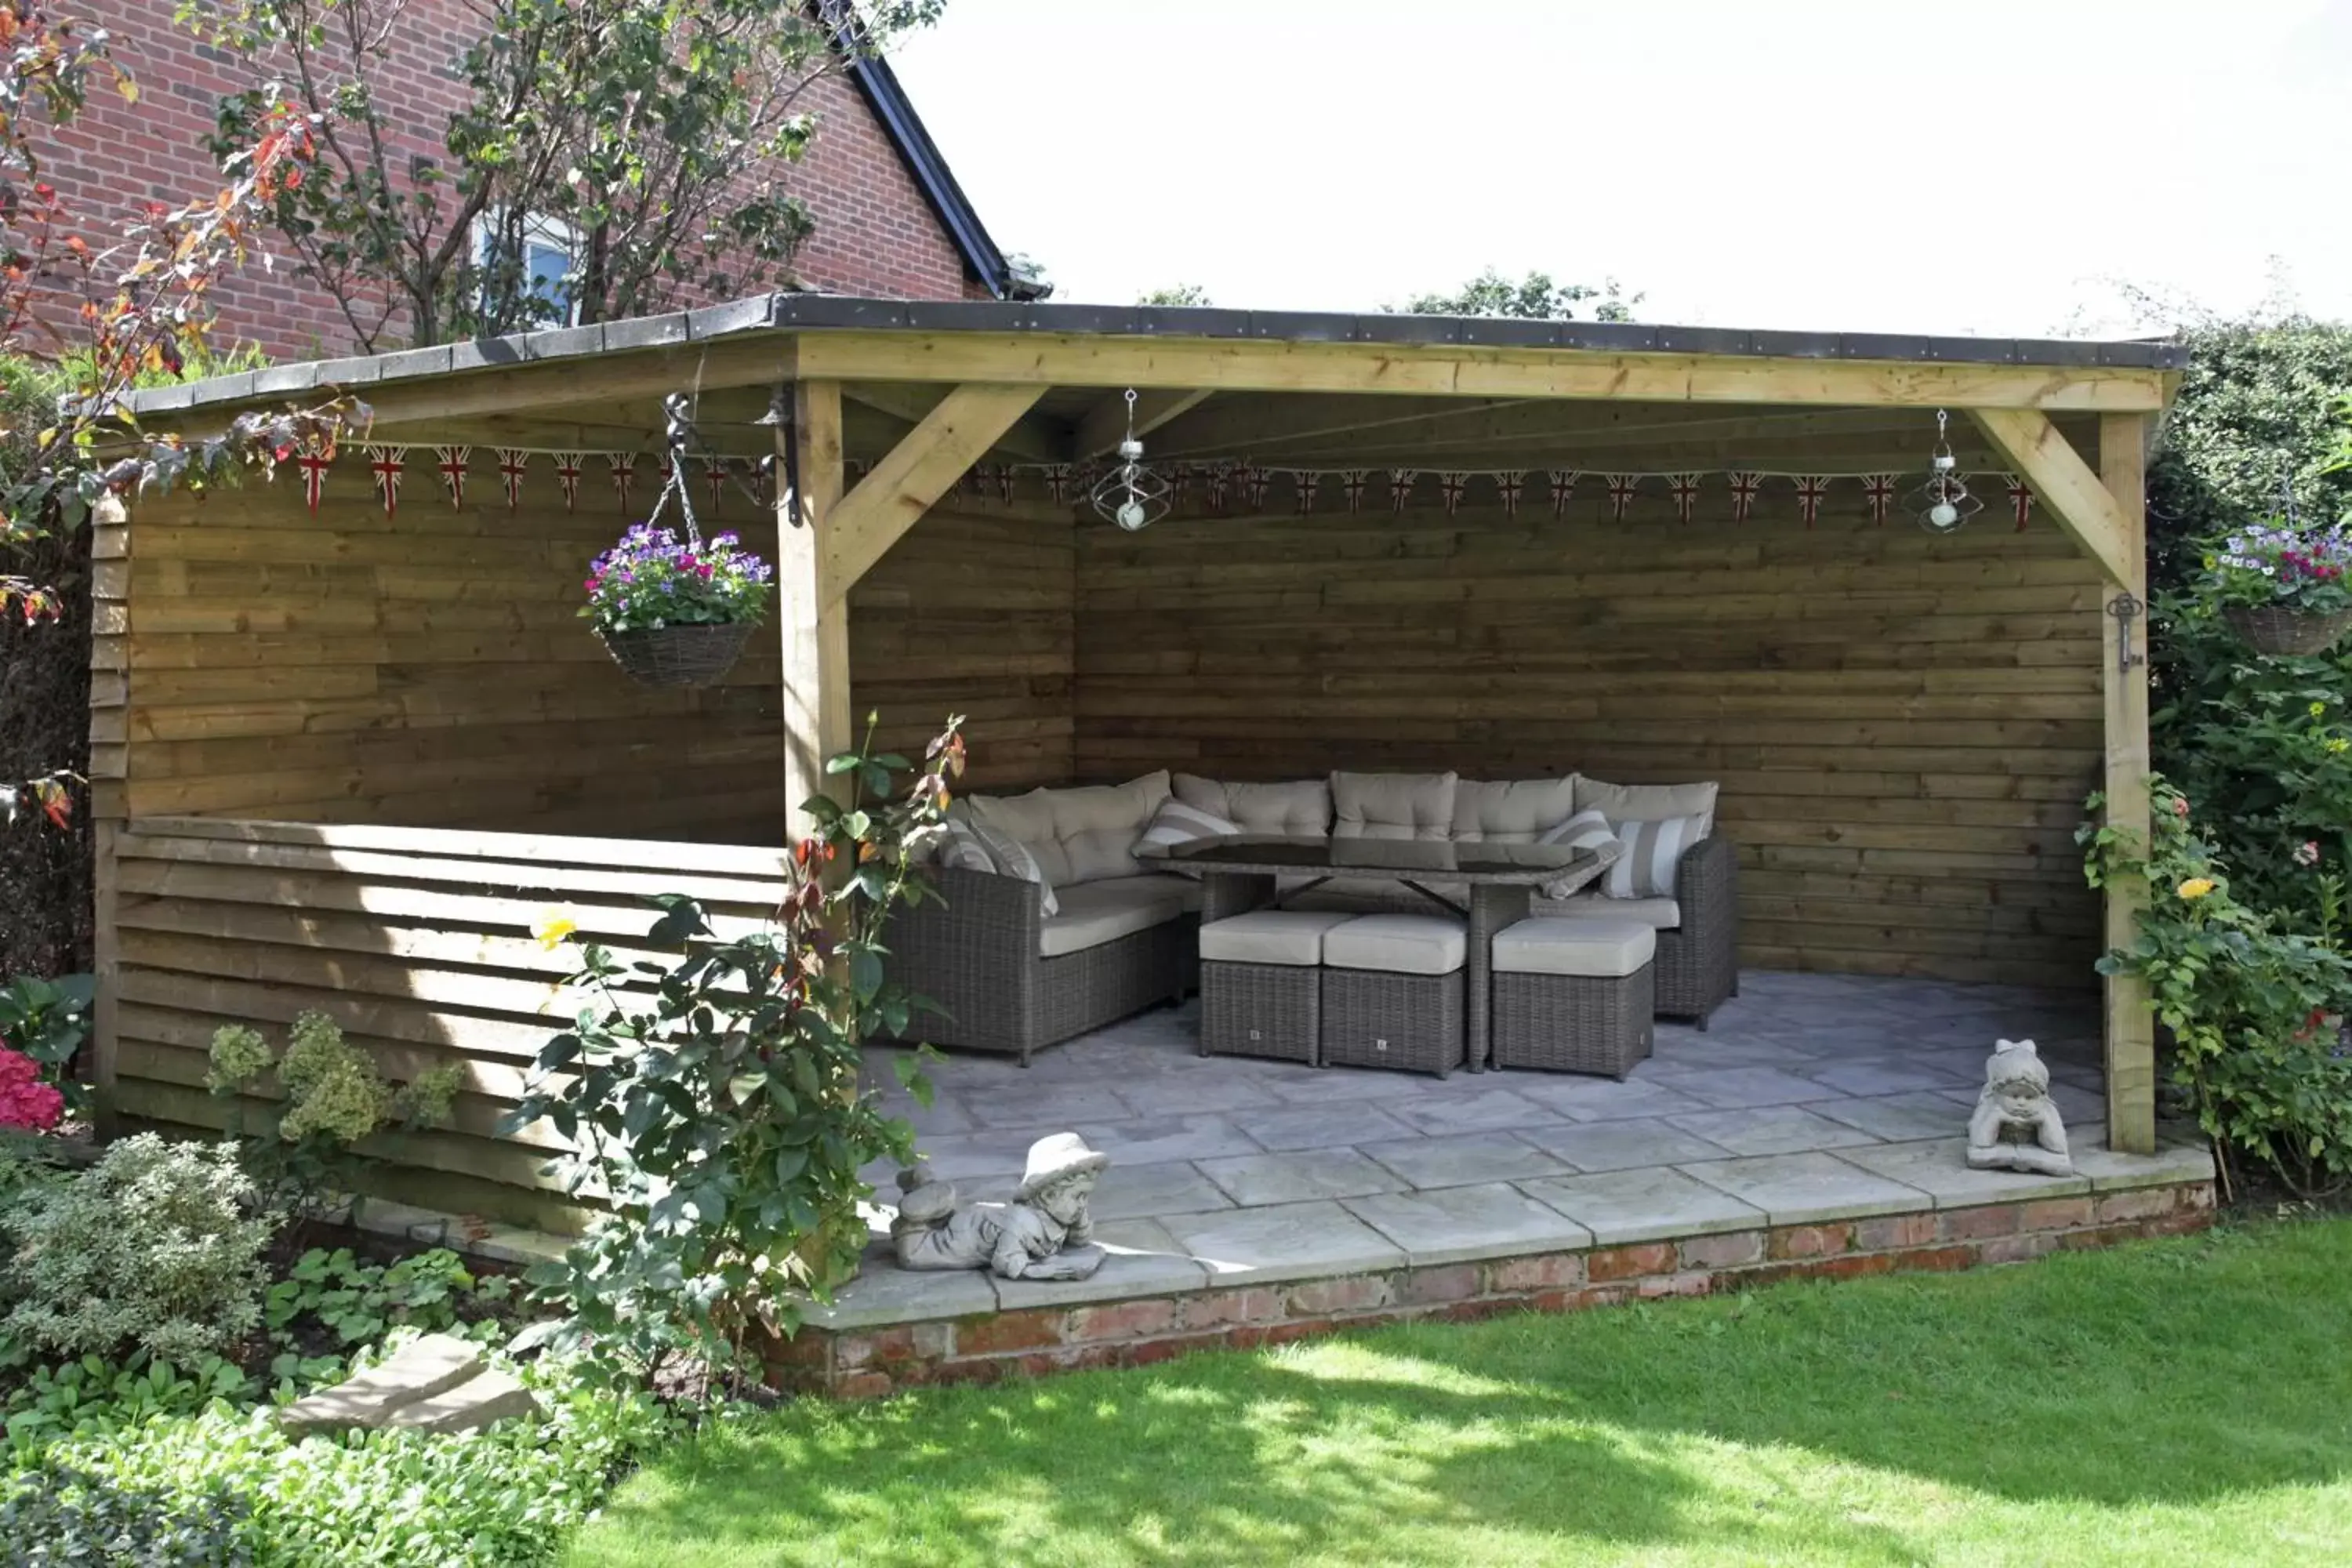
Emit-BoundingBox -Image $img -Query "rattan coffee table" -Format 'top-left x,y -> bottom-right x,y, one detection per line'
1141,835 -> 1606,1073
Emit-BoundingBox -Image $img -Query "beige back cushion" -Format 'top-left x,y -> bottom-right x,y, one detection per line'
1172,773 -> 1333,837
967,770 -> 1172,887
1574,776 -> 1719,840
1331,771 -> 1459,841
1452,776 -> 1581,844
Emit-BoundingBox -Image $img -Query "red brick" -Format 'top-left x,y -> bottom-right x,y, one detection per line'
954,1308 -> 1064,1356
1980,1232 -> 2062,1266
1286,1276 -> 1394,1316
1889,1245 -> 1976,1273
1679,1229 -> 1764,1270
1638,1269 -> 1715,1299
2096,1188 -> 2177,1224
834,1325 -> 916,1370
1180,1287 -> 1285,1330
836,1371 -> 894,1400
1854,1213 -> 1938,1251
1067,1298 -> 1180,1342
1769,1223 -> 1853,1260
2180,1182 -> 2218,1213
1588,1243 -> 1677,1282
1938,1204 -> 2023,1242
1485,1252 -> 1586,1292
1399,1265 -> 1482,1305
2020,1196 -> 2095,1232
1416,1297 -> 1521,1326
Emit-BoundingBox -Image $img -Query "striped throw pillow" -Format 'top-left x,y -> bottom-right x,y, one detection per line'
1134,797 -> 1240,854
1534,808 -> 1622,898
1604,815 -> 1705,900
943,817 -> 1059,916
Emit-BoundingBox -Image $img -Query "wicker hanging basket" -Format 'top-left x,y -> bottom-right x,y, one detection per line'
597,622 -> 756,688
2224,604 -> 2352,658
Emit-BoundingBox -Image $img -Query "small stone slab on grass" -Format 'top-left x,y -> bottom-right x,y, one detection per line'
1160,1200 -> 1406,1286
384,1367 -> 540,1435
1343,1181 -> 1594,1267
278,1334 -> 486,1435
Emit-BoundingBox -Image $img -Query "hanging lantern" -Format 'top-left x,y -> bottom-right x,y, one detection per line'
1913,408 -> 1982,535
1088,388 -> 1173,532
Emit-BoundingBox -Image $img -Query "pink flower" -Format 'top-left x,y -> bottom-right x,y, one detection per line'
2172,797 -> 2190,820
0,1047 -> 62,1132
2295,840 -> 2322,868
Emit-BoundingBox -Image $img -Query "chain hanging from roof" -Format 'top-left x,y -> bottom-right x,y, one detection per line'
1913,408 -> 1983,535
1087,388 -> 1172,532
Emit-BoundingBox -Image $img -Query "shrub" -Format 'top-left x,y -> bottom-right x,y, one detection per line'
206,1012 -> 463,1209
2085,779 -> 2352,1196
0,1459 -> 252,1567
0,1134 -> 275,1366
0,972 -> 92,1120
506,717 -> 962,1388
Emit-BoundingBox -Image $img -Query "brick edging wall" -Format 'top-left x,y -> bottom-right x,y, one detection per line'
769,1181 -> 2216,1399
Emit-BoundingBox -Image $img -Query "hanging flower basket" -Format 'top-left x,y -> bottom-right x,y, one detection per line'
2223,604 -> 2352,658
597,621 -> 758,688
2200,518 -> 2352,659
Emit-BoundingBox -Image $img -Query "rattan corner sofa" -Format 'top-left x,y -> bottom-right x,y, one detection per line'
883,767 -> 1738,1065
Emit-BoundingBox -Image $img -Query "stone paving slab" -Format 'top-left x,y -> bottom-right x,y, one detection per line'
1161,1200 -> 1407,1285
1666,1105 -> 1882,1159
1517,1166 -> 1768,1245
1798,1057 -> 1973,1098
1344,1181 -> 1594,1266
804,1246 -> 1000,1330
1505,1075 -> 1718,1123
2067,1128 -> 2219,1190
1804,1091 -> 1975,1144
1196,1148 -> 1410,1207
1086,1160 -> 1236,1222
1227,1100 -> 1417,1152
1671,1066 -> 1852,1110
1077,1114 -> 1264,1166
961,1083 -> 1131,1129
1677,1152 -> 1930,1226
1515,1116 -> 1737,1173
1356,1130 -> 1571,1190
993,1218 -> 1211,1309
1831,1138 -> 2093,1207
1385,1087 -> 1564,1138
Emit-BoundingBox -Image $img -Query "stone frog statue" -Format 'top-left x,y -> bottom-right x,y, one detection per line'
1966,1038 -> 2074,1177
890,1131 -> 1110,1282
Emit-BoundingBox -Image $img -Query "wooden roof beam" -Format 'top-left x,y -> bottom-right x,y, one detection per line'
842,381 -> 1072,463
821,383 -> 1046,604
1969,408 -> 2133,585
1074,388 -> 1214,459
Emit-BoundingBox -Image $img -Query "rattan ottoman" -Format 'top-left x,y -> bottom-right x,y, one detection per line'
1490,918 -> 1657,1077
1198,910 -> 1356,1063
1319,914 -> 1468,1078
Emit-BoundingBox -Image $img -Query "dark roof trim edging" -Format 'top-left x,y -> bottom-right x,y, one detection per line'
839,51 -> 1013,299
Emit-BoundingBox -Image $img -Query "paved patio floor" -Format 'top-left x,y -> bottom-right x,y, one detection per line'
829,971 -> 2212,1328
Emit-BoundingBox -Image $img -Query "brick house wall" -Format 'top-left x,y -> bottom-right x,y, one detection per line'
38,3 -> 987,363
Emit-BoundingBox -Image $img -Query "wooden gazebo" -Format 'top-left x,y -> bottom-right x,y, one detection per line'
96,297 -> 2182,1224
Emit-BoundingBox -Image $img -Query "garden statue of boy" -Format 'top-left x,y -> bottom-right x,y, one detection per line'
1966,1038 -> 2074,1177
890,1132 -> 1111,1281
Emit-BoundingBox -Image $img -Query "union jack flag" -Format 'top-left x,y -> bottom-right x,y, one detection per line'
1041,463 -> 1073,503
997,463 -> 1018,504
1667,472 -> 1702,524
1493,471 -> 1523,517
1166,463 -> 1190,509
1726,470 -> 1762,524
1241,464 -> 1272,510
1292,470 -> 1319,514
294,449 -> 331,515
552,452 -> 584,513
607,453 -> 637,512
1860,473 -> 1898,527
1389,469 -> 1420,513
1792,474 -> 1832,529
367,445 -> 407,517
1548,470 -> 1581,519
706,458 -> 733,515
1439,471 -> 1470,517
495,448 -> 530,512
2006,474 -> 2034,532
1340,469 -> 1369,513
1205,464 -> 1231,511
435,446 -> 471,510
1604,474 -> 1642,523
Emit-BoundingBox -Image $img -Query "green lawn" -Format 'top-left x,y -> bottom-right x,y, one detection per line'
571,1218 -> 2352,1567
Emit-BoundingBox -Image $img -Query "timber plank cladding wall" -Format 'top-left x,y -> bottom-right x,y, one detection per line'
116,476 -> 1075,838
1073,488 -> 2107,989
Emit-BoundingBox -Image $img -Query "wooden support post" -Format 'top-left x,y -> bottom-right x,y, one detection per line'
2100,412 -> 2157,1153
779,380 -> 850,837
87,493 -> 131,1136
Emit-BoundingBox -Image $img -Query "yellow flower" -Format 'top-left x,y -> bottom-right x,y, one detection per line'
2176,877 -> 2216,901
532,908 -> 579,949
2332,739 -> 2350,755
2314,702 -> 2329,719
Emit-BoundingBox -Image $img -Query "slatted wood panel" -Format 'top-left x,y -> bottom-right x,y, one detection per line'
119,475 -> 1073,840
1073,489 -> 2107,989
109,816 -> 800,1225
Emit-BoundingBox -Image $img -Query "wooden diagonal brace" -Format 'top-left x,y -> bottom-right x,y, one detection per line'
821,383 -> 1047,603
1967,408 -> 2135,586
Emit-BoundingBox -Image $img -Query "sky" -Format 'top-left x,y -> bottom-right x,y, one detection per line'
890,0 -> 2352,339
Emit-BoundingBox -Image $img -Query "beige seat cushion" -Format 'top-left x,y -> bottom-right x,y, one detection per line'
1200,910 -> 1356,967
1322,913 -> 1468,975
1492,918 -> 1657,978
1573,776 -> 1719,839
1542,891 -> 1682,929
1332,771 -> 1459,841
1038,874 -> 1196,958
968,770 -> 1172,887
1172,773 -> 1333,837
1452,776 -> 1580,844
